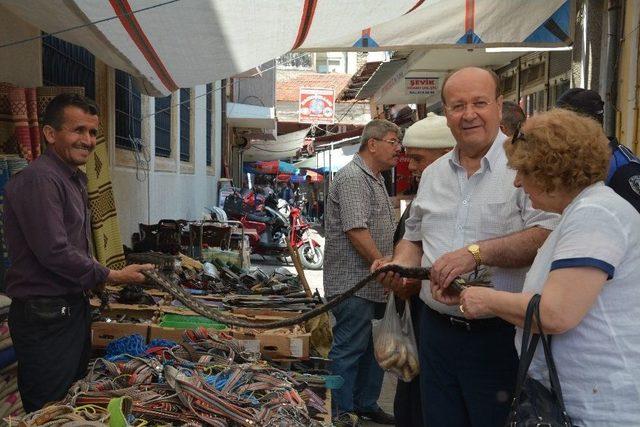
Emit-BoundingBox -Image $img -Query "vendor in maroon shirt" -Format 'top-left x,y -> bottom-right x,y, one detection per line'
3,93 -> 153,413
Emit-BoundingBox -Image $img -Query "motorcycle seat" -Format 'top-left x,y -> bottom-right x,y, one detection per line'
246,212 -> 272,223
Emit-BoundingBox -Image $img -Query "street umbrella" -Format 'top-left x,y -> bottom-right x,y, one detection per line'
277,161 -> 299,175
243,163 -> 259,174
305,170 -> 324,183
290,175 -> 307,184
255,160 -> 299,175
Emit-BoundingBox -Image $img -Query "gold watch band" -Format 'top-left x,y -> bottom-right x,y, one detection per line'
467,244 -> 482,266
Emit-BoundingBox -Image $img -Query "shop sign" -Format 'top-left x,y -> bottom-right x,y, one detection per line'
405,77 -> 439,95
299,88 -> 335,124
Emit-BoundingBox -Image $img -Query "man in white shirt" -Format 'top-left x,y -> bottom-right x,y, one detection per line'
376,67 -> 558,426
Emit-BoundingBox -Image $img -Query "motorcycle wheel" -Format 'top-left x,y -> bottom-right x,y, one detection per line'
298,243 -> 323,270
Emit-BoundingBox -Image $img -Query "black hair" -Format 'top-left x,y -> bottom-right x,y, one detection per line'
41,93 -> 99,130
501,101 -> 526,135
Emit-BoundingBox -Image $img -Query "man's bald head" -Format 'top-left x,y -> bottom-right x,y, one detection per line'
440,67 -> 501,105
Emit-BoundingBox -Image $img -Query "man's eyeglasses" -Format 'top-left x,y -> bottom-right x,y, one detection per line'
375,138 -> 402,147
444,99 -> 496,115
511,124 -> 526,144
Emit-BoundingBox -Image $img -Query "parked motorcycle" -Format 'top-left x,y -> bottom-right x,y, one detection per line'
223,192 -> 324,269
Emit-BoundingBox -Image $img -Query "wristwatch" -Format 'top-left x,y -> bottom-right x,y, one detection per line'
467,243 -> 482,266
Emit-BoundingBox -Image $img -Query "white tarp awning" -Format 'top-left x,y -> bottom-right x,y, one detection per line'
243,127 -> 311,162
299,0 -> 572,51
1,0 -> 417,96
369,48 -> 531,105
295,143 -> 359,172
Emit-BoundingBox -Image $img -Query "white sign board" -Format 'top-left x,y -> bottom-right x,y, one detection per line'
405,77 -> 439,95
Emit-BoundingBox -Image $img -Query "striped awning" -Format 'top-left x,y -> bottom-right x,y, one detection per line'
299,0 -> 572,51
2,0 -> 571,96
1,0 -> 417,96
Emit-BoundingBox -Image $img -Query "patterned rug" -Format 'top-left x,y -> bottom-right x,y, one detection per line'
0,83 -> 18,156
86,128 -> 126,270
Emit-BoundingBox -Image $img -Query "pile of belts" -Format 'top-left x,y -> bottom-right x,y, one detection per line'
127,252 -> 306,298
9,328 -> 327,426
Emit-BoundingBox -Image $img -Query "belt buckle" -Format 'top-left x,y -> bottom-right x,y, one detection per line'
449,316 -> 471,331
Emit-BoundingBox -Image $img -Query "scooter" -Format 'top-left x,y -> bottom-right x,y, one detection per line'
224,192 -> 324,269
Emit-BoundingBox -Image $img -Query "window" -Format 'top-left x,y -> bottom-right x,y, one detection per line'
179,89 -> 191,162
114,70 -> 141,150
327,59 -> 342,73
551,79 -> 571,106
206,83 -> 213,166
42,34 -> 95,100
155,95 -> 171,157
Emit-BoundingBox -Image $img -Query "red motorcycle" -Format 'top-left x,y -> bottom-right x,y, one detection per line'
224,192 -> 324,269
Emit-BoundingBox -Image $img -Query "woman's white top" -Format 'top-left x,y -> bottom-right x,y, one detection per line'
516,182 -> 640,426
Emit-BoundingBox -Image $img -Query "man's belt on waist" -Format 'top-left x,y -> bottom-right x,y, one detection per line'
12,293 -> 87,321
13,292 -> 87,304
425,304 -> 512,332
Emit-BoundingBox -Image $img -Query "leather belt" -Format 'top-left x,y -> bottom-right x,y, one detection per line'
14,292 -> 87,303
425,305 -> 512,332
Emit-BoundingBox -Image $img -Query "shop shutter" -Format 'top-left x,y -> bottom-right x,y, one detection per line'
114,70 -> 142,151
549,51 -> 572,78
42,34 -> 95,100
179,89 -> 191,162
206,83 -> 213,166
155,95 -> 171,158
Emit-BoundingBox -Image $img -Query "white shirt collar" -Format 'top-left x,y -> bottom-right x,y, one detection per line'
449,130 -> 508,173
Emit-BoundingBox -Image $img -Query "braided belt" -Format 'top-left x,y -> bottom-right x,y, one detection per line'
143,265 -> 479,329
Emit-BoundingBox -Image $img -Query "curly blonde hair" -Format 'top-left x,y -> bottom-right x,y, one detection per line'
504,108 -> 610,193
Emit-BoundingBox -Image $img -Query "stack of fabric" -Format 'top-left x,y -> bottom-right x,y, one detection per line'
0,296 -> 24,419
0,155 -> 26,290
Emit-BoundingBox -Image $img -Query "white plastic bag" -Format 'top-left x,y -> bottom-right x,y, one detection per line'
372,294 -> 420,382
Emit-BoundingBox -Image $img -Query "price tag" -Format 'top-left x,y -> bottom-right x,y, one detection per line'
290,338 -> 303,358
240,340 -> 260,353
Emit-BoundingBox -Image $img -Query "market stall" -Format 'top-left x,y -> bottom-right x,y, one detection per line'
0,295 -> 24,420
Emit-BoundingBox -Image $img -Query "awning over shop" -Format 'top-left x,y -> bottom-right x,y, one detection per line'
295,143 -> 359,173
226,102 -> 276,130
368,48 -> 529,105
243,127 -> 311,162
300,0 -> 572,51
1,0 -> 417,96
356,60 -> 407,101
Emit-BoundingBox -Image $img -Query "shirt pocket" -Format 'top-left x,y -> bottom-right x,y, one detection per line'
480,199 -> 521,238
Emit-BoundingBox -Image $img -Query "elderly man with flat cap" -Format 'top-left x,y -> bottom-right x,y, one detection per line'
388,113 -> 456,427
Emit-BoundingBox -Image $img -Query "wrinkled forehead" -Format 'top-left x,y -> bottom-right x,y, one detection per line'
443,71 -> 497,103
383,130 -> 400,139
61,106 -> 99,127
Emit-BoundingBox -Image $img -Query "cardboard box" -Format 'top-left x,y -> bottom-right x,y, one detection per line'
148,324 -> 229,343
90,299 -> 160,322
231,331 -> 310,360
230,307 -> 301,324
91,322 -> 150,348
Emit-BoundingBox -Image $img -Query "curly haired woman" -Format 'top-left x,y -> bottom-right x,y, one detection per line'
433,109 -> 640,426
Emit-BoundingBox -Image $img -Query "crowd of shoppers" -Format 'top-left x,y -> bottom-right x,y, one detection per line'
324,66 -> 640,427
